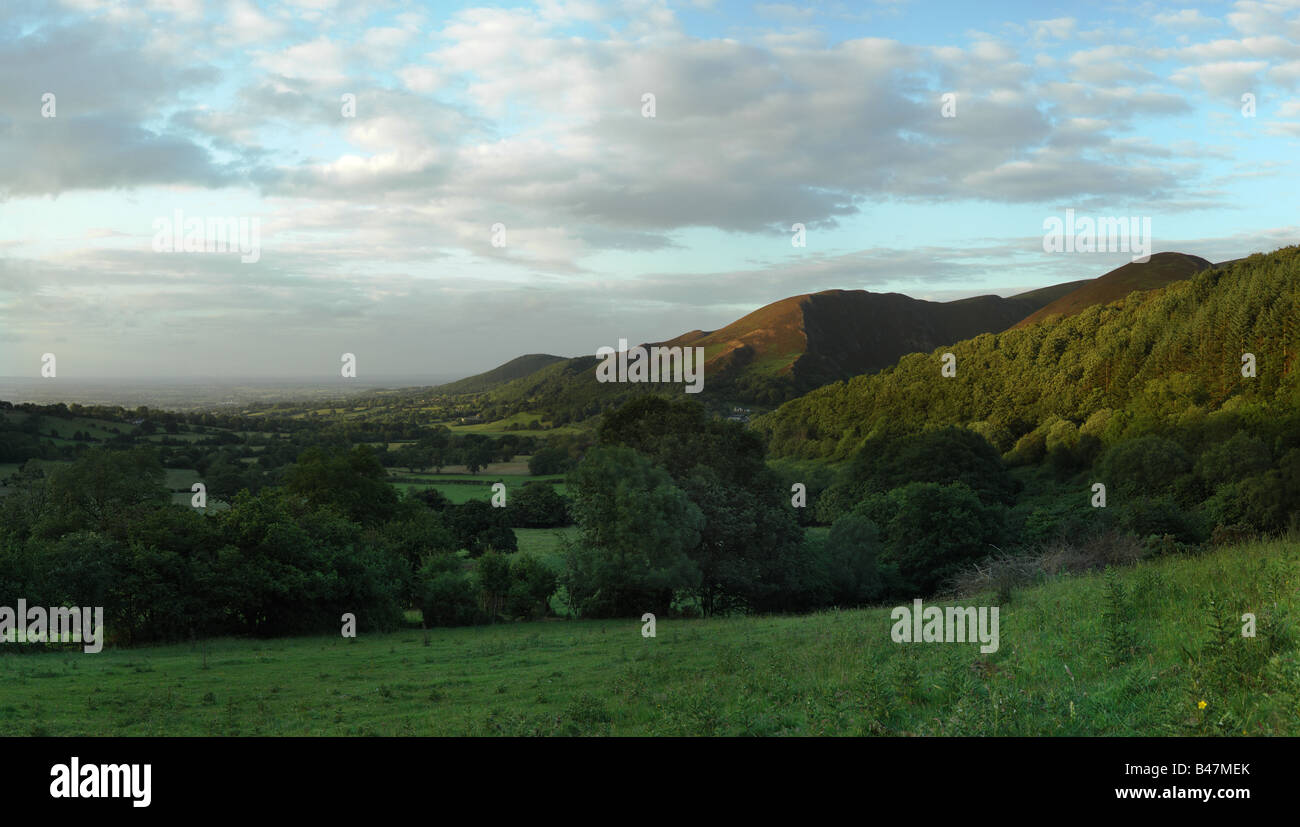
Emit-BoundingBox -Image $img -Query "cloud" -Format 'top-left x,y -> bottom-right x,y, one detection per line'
1153,9 -> 1219,29
1172,59 -> 1269,98
2,0 -> 1297,379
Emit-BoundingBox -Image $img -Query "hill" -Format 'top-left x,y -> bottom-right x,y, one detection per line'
1007,278 -> 1093,306
465,283 -> 1083,420
756,246 -> 1300,460
658,288 -> 1074,400
343,256 -> 1215,428
433,354 -> 570,395
1013,252 -> 1212,329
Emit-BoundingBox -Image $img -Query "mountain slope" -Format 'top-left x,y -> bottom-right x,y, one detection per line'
460,285 -> 1084,419
1013,252 -> 1212,329
755,247 -> 1300,460
1007,279 -> 1093,306
433,354 -> 569,395
645,286 -> 1076,403
454,272 -> 1140,421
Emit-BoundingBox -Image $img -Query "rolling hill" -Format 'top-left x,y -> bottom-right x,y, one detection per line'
458,282 -> 1086,415
656,288 -> 1076,399
432,354 -> 569,395
368,252 -> 1222,426
1012,252 -> 1212,329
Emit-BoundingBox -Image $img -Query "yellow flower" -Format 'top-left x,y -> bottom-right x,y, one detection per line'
1197,700 -> 1207,710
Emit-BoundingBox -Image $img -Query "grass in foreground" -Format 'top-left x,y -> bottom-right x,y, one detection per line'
2,539 -> 1297,736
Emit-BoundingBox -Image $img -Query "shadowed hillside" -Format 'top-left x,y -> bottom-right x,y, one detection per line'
1013,252 -> 1212,329
434,354 -> 569,395
592,285 -> 1078,405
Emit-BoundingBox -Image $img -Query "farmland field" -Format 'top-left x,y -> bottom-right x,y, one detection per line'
514,526 -> 576,560
388,468 -> 568,503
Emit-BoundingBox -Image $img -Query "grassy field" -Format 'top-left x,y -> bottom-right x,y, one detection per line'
0,459 -> 69,495
0,410 -> 134,441
3,539 -> 1298,736
515,526 -> 576,560
164,468 -> 201,490
446,415 -> 588,437
389,468 -> 568,504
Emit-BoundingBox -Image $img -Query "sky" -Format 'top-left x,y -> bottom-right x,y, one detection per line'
1,0 -> 1298,381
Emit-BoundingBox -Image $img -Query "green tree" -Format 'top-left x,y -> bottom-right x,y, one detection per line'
284,445 -> 398,526
36,447 -> 168,539
475,550 -> 513,617
506,553 -> 557,618
822,511 -> 883,605
563,445 -> 702,618
509,482 -> 570,527
596,396 -> 803,614
857,481 -> 1006,595
419,553 -> 482,627
1096,436 -> 1192,500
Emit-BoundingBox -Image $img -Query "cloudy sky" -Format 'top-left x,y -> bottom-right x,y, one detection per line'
1,0 -> 1298,381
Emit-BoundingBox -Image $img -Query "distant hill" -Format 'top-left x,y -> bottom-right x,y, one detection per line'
643,285 -> 1077,403
400,256 -> 1220,425
457,282 -> 1083,420
755,247 -> 1300,461
1013,252 -> 1212,329
1007,279 -> 1093,306
433,354 -> 569,395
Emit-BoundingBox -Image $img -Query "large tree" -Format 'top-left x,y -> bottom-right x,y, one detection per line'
562,445 -> 702,618
594,396 -> 803,615
284,444 -> 398,526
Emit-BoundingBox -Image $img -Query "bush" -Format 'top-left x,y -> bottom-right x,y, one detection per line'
1195,432 -> 1272,489
509,482 -> 570,528
822,512 -> 883,605
419,554 -> 483,627
506,553 -> 558,619
449,500 -> 518,556
1014,493 -> 1116,547
528,447 -> 573,476
856,481 -> 1007,595
1096,436 -> 1192,499
1118,495 -> 1203,544
1201,471 -> 1297,534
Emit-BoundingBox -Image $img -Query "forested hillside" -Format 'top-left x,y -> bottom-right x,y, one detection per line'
757,247 -> 1300,461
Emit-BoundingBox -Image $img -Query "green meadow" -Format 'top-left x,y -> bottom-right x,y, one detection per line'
388,469 -> 568,503
4,538 -> 1297,736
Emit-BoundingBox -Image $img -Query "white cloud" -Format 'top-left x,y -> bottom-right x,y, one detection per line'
258,37 -> 348,84
1173,59 -> 1269,97
1153,9 -> 1219,28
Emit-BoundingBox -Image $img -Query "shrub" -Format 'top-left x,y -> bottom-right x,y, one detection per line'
475,551 -> 513,618
419,554 -> 483,627
1118,496 -> 1203,544
856,481 -> 1007,595
509,482 -> 570,528
822,512 -> 883,605
1096,436 -> 1192,499
506,553 -> 558,619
